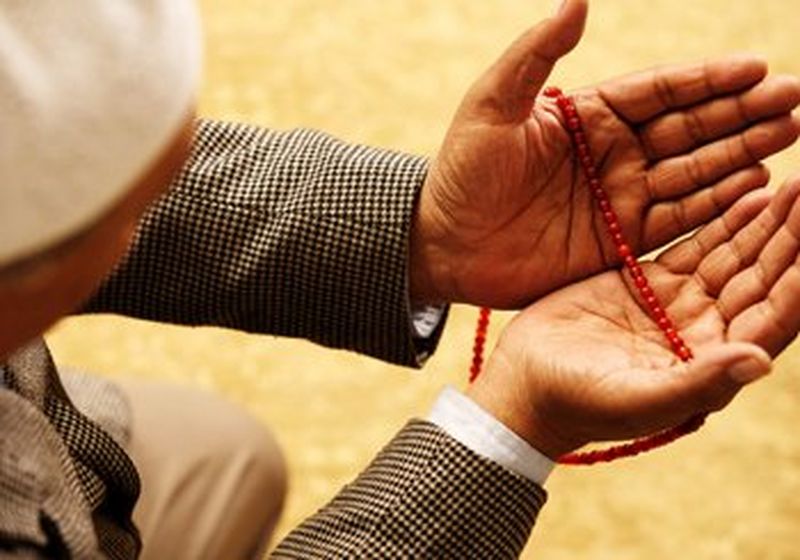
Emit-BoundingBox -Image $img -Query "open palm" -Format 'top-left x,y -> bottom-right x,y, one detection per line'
470,179 -> 800,458
413,0 -> 800,308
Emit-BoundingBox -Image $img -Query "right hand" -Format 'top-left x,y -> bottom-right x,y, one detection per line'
467,176 -> 800,458
410,0 -> 800,308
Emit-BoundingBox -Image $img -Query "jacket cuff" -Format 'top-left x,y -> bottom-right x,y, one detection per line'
274,419 -> 546,558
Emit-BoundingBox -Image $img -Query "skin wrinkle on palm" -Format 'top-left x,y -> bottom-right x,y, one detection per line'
477,189 -> 800,459
414,22 -> 799,308
47,1 -> 800,558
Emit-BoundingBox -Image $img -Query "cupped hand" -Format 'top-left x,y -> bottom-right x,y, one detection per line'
468,177 -> 800,458
411,0 -> 800,308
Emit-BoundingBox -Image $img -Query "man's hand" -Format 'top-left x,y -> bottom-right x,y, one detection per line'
410,0 -> 800,307
467,177 -> 800,458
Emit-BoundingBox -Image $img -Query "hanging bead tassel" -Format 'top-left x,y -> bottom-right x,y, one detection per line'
469,86 -> 706,466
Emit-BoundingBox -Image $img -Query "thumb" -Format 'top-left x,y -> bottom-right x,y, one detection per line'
467,0 -> 588,122
651,342 -> 772,421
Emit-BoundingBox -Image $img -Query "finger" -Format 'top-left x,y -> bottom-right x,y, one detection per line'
661,343 -> 771,414
657,189 -> 772,274
645,114 -> 799,200
718,183 -> 800,321
598,54 -> 768,124
643,165 -> 770,252
640,74 -> 800,160
692,177 -> 800,296
466,0 -> 587,123
727,259 -> 800,357
612,343 -> 770,432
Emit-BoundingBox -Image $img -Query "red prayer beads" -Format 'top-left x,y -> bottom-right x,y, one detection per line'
468,86 -> 705,466
469,307 -> 491,383
558,413 -> 705,464
544,86 -> 692,359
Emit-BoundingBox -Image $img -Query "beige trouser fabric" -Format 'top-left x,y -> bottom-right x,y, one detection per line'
118,379 -> 287,560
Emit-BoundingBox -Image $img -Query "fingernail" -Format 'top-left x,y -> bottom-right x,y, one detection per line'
554,0 -> 568,15
729,358 -> 770,383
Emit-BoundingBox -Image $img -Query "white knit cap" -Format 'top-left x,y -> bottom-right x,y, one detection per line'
0,1 -> 201,265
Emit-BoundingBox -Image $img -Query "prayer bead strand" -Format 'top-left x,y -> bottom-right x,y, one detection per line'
544,86 -> 694,361
468,87 -> 705,466
469,307 -> 491,383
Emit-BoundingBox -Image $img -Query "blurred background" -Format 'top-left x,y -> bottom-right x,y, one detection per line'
48,1 -> 800,558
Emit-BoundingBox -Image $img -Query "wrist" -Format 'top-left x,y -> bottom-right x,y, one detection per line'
409,171 -> 454,306
466,348 -> 581,459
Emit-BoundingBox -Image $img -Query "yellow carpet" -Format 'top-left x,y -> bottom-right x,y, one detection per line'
48,1 -> 800,557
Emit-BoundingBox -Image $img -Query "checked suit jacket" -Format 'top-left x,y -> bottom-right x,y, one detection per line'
0,120 -> 546,558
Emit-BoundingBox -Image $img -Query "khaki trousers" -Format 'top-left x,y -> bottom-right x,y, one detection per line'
117,380 -> 287,560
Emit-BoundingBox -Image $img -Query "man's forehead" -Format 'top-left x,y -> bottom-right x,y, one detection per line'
0,0 -> 201,266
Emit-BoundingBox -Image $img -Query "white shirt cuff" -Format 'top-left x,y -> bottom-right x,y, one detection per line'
427,386 -> 555,486
410,304 -> 446,338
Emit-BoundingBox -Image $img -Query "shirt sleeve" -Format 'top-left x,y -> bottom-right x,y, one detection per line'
427,385 -> 555,485
409,304 -> 448,362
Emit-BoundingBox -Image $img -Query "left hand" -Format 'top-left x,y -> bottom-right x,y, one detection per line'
467,177 -> 800,458
410,0 -> 800,308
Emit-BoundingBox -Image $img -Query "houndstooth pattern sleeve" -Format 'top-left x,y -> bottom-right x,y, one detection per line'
86,120 -> 443,367
272,420 -> 547,558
